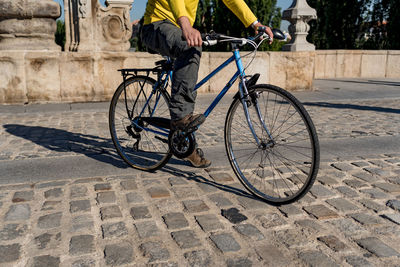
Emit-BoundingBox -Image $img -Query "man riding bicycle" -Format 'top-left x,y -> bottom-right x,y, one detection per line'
141,0 -> 274,168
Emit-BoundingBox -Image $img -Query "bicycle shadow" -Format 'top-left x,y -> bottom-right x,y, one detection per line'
303,102 -> 400,114
4,124 -> 128,168
3,124 -> 201,170
159,164 -> 263,203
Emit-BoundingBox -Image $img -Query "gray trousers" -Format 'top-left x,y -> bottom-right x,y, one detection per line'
141,20 -> 202,121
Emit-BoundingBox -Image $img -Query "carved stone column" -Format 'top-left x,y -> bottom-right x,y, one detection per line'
65,0 -> 134,52
0,0 -> 61,50
96,0 -> 134,51
282,0 -> 317,51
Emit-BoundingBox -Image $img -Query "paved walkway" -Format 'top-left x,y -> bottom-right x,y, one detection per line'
0,79 -> 399,266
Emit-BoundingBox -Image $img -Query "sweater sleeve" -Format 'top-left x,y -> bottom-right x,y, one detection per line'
167,0 -> 190,21
222,0 -> 258,28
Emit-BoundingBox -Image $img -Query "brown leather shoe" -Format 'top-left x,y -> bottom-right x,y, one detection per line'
171,113 -> 206,131
185,148 -> 211,168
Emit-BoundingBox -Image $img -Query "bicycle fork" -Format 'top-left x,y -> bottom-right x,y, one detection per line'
239,80 -> 275,149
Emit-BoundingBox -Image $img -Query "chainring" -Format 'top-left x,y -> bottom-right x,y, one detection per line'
168,130 -> 196,158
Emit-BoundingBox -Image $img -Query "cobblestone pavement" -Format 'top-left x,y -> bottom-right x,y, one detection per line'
0,80 -> 400,266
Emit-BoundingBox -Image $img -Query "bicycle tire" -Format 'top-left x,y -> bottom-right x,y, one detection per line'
109,75 -> 172,171
225,84 -> 319,205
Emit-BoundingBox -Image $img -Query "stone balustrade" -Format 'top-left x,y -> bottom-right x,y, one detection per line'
0,50 -> 399,104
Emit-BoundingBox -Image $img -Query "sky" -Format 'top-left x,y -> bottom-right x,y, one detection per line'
54,0 -> 292,30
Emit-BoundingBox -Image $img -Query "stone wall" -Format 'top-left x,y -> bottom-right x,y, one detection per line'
0,50 -> 399,104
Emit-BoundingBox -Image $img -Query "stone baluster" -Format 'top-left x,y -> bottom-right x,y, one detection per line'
0,0 -> 61,50
282,0 -> 317,51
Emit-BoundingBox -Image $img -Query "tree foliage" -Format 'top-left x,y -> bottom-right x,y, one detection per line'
307,0 -> 400,49
55,20 -> 66,51
195,0 -> 283,51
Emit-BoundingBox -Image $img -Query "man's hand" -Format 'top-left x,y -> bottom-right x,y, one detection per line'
178,16 -> 202,47
252,22 -> 273,44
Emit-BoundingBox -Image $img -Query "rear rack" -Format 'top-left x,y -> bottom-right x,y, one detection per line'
118,59 -> 174,77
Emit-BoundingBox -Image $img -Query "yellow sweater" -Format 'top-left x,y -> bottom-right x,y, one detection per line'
144,0 -> 257,28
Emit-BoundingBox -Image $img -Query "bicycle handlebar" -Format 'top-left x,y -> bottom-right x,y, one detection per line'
202,27 -> 286,47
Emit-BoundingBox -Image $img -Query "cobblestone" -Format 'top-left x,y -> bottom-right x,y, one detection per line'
317,235 -> 347,252
184,250 -> 211,267
130,206 -> 151,220
140,241 -> 170,262
104,242 -> 133,266
70,215 -> 94,232
5,204 -> 31,221
171,230 -> 201,249
1,87 -> 400,265
356,237 -> 400,257
303,204 -> 339,219
208,193 -> 233,207
38,212 -> 62,229
70,200 -> 91,213
233,223 -> 264,241
69,235 -> 95,255
0,224 -> 27,241
163,212 -> 189,229
32,255 -> 60,267
278,204 -> 303,216
134,221 -> 160,238
12,191 -> 33,202
358,199 -> 387,212
299,250 -> 339,267
226,257 -> 253,267
386,199 -> 400,211
325,198 -> 359,212
96,191 -> 116,204
210,233 -> 241,252
350,213 -> 385,226
126,192 -> 144,204
360,188 -> 390,199
221,208 -> 248,224
183,199 -> 210,213
0,243 -> 20,263
44,188 -> 63,199
345,255 -> 374,267
335,186 -> 359,198
70,186 -> 88,198
102,222 -> 128,238
195,214 -> 224,232
120,180 -> 138,190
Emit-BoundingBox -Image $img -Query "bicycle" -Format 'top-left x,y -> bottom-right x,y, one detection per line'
109,28 -> 320,205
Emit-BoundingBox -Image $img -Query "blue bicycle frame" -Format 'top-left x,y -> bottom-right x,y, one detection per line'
134,47 -> 268,146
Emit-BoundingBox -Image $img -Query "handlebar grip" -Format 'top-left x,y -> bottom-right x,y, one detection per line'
204,40 -> 218,46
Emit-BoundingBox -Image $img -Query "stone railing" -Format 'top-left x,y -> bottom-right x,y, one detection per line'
1,50 -> 399,104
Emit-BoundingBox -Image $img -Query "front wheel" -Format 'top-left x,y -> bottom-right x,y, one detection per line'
225,84 -> 319,205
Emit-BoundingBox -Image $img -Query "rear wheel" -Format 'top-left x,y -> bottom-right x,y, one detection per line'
109,76 -> 172,171
225,84 -> 319,204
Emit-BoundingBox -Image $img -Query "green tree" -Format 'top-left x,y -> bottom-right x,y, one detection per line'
195,0 -> 283,51
307,0 -> 372,49
55,20 -> 66,51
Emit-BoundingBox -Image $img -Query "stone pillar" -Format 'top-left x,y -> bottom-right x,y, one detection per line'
0,0 -> 61,50
282,0 -> 317,52
65,0 -> 134,52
